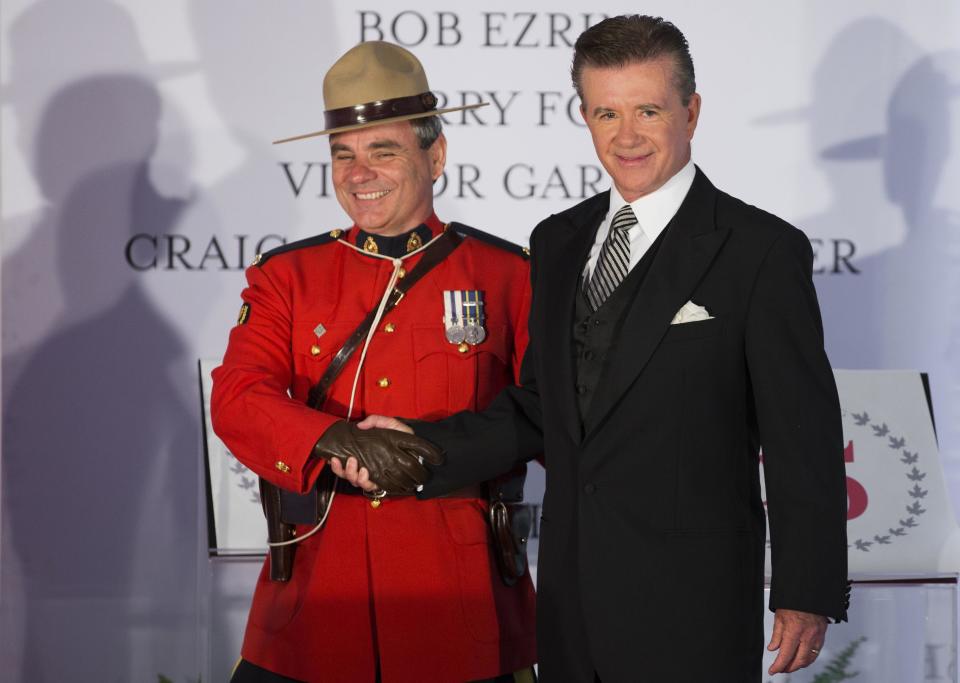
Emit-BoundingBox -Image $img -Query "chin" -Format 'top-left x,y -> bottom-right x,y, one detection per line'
352,210 -> 389,230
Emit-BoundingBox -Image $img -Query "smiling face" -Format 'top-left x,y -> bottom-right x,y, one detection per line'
330,120 -> 446,235
580,57 -> 701,202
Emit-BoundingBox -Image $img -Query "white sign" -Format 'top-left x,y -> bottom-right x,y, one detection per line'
199,358 -> 268,554
763,370 -> 960,577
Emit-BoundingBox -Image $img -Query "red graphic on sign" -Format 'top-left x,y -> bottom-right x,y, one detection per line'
845,440 -> 868,521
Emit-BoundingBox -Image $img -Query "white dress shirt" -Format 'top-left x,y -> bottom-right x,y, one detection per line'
583,160 -> 696,282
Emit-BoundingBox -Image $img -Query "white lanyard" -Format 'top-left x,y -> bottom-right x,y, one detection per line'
268,230 -> 446,549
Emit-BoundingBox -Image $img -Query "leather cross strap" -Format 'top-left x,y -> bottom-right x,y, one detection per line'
307,226 -> 463,409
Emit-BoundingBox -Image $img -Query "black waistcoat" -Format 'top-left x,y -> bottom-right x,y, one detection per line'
572,228 -> 668,419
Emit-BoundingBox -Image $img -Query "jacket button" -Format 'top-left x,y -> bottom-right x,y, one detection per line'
583,350 -> 595,361
458,342 -> 469,353
583,483 -> 596,495
378,377 -> 391,388
310,344 -> 321,356
274,461 -> 291,474
576,384 -> 587,395
383,322 -> 396,333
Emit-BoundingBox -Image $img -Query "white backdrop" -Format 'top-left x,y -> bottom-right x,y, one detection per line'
2,1 -> 959,681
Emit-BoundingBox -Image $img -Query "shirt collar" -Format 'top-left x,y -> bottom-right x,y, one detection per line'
608,160 -> 696,241
350,213 -> 444,258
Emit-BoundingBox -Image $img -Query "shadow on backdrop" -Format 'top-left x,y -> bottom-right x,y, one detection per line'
773,18 -> 960,489
823,50 -> 960,360
819,50 -> 960,481
1,2 -> 200,681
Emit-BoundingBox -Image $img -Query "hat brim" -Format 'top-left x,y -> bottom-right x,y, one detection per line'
272,102 -> 488,145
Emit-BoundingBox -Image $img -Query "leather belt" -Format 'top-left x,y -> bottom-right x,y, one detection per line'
336,483 -> 484,500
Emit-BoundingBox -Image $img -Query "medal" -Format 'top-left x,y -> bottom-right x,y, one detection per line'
465,324 -> 486,345
443,291 -> 466,344
444,290 -> 486,346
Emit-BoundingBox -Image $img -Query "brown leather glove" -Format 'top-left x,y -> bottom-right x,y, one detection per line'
313,420 -> 444,494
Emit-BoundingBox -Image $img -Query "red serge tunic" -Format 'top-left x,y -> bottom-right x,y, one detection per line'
211,215 -> 537,682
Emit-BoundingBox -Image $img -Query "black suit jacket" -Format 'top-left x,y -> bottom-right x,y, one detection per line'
417,168 -> 849,682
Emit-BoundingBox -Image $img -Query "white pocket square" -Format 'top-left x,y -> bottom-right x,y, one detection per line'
671,301 -> 713,325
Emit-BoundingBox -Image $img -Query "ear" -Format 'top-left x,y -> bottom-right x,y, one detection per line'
579,102 -> 588,125
686,93 -> 702,140
429,133 -> 447,181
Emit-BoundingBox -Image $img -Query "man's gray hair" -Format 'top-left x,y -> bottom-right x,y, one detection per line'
410,115 -> 443,149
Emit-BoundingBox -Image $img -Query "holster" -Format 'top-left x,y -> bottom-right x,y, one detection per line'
487,467 -> 531,586
260,468 -> 337,582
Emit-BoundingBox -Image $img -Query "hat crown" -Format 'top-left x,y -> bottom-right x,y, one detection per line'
323,41 -> 430,111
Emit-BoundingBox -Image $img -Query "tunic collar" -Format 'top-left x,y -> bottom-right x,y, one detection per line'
350,213 -> 444,258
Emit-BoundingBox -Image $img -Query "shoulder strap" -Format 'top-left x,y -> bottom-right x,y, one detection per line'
306,229 -> 463,409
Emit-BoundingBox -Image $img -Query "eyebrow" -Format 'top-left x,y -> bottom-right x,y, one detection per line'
368,139 -> 404,150
590,103 -> 664,116
330,139 -> 404,154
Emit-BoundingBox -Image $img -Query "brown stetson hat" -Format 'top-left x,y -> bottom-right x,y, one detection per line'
273,41 -> 487,144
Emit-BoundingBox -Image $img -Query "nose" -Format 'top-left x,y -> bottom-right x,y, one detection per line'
347,159 -> 376,185
612,117 -> 643,148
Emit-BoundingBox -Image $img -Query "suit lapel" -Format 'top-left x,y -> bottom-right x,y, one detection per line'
584,169 -> 730,436
540,193 -> 609,443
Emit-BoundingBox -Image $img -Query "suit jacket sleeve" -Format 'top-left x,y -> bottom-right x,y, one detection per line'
210,262 -> 336,494
746,226 -> 849,621
417,227 -> 546,497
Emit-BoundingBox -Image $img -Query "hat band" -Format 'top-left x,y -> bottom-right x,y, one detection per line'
324,91 -> 439,131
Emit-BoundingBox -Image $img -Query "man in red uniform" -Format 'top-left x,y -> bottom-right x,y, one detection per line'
211,41 -> 537,683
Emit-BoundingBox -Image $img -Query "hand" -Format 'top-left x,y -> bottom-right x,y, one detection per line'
331,416 -> 417,490
358,414 -> 414,433
329,455 -> 379,492
767,608 -> 828,675
314,420 -> 442,494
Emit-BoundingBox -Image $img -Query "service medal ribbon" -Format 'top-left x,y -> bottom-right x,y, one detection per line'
443,290 -> 466,344
460,290 -> 486,345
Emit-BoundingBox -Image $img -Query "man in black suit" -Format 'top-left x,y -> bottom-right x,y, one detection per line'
340,15 -> 849,682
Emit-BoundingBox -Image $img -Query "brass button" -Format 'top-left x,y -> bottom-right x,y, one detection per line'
522,247 -> 530,256
378,377 -> 391,388
329,229 -> 343,238
274,461 -> 291,474
370,499 -> 382,509
397,267 -> 406,279
384,322 -> 396,333
310,344 -> 321,356
458,342 -> 469,353
251,253 -> 262,266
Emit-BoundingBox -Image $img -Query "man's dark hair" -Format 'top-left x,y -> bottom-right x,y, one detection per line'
410,115 -> 443,149
571,15 -> 696,106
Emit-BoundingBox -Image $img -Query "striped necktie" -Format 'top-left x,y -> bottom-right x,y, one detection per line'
585,204 -> 637,311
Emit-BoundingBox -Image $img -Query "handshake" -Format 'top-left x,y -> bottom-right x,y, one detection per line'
316,417 -> 443,494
